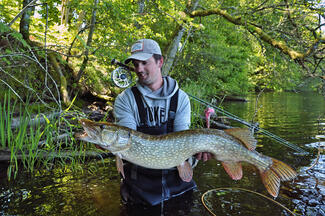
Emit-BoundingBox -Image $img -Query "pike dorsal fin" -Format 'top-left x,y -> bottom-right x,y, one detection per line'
224,128 -> 257,151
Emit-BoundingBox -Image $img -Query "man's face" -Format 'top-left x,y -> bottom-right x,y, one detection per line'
132,56 -> 163,87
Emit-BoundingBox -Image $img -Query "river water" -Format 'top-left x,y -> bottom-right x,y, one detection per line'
0,91 -> 324,215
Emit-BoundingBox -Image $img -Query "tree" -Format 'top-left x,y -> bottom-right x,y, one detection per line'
2,0 -> 325,104
60,0 -> 70,26
189,1 -> 324,79
76,0 -> 99,82
162,0 -> 200,76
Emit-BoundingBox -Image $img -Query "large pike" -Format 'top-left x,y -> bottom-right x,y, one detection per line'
77,119 -> 297,197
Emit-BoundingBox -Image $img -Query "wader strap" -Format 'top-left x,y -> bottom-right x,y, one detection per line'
131,86 -> 146,126
167,89 -> 178,133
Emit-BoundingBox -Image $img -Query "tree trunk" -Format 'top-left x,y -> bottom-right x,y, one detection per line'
19,0 -> 34,41
162,0 -> 200,76
76,0 -> 99,82
10,111 -> 61,129
9,0 -> 37,27
0,149 -> 114,162
61,0 -> 70,26
48,53 -> 71,105
162,27 -> 186,76
134,0 -> 145,29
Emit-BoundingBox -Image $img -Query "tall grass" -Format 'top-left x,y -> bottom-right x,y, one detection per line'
0,92 -> 90,180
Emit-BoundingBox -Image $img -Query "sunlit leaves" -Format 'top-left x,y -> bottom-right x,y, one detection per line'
1,0 -> 324,100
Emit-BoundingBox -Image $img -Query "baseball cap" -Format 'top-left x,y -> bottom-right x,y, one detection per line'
124,39 -> 162,64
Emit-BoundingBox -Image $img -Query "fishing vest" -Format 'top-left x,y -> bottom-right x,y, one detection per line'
121,86 -> 196,206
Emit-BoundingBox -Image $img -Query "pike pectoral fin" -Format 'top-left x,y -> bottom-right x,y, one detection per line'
116,155 -> 125,179
222,161 -> 243,180
260,158 -> 297,198
177,161 -> 193,182
224,128 -> 257,150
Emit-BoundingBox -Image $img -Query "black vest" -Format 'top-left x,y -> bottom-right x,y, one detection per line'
121,86 -> 196,206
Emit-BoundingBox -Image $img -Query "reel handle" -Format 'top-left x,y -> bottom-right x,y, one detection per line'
111,58 -> 134,71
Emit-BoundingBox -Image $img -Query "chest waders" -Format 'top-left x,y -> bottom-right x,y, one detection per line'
121,86 -> 196,206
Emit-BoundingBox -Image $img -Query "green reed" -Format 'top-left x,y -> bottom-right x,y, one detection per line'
0,92 -> 91,180
0,93 -> 15,149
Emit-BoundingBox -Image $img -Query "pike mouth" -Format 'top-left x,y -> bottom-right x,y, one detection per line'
79,119 -> 101,140
75,131 -> 89,139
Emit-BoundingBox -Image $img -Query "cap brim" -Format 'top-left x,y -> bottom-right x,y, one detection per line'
124,53 -> 153,64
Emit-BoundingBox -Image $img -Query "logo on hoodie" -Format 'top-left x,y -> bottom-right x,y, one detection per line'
145,106 -> 166,125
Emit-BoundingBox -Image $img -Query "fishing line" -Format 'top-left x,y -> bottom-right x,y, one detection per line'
305,118 -> 325,171
201,187 -> 296,216
305,145 -> 321,171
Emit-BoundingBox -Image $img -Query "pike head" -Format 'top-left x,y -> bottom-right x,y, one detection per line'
78,119 -> 131,153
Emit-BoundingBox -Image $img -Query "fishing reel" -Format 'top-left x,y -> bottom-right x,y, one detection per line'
111,66 -> 133,88
110,59 -> 134,88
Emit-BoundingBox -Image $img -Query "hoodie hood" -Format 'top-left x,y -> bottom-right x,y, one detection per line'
136,76 -> 178,99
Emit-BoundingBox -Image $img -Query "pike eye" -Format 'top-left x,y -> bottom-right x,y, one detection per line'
100,124 -> 106,130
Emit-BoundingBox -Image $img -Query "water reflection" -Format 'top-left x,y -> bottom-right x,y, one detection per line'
0,92 -> 324,215
222,91 -> 325,216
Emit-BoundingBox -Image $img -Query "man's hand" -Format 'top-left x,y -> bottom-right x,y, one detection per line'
95,144 -> 106,151
195,152 -> 213,162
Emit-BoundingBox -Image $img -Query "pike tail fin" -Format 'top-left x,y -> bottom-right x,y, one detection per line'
260,158 -> 297,197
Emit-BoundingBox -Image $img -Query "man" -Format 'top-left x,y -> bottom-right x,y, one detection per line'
113,39 -> 211,207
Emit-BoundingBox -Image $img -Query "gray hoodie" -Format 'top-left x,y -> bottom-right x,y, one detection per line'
114,76 -> 191,132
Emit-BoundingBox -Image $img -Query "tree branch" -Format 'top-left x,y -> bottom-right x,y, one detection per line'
190,8 -> 325,61
8,0 -> 38,27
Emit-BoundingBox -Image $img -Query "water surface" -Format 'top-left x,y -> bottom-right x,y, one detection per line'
0,91 -> 324,215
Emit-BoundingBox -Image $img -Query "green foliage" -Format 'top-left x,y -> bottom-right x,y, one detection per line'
0,0 -> 324,181
1,0 -> 324,104
0,22 -> 10,33
173,15 -> 254,96
0,0 -> 20,25
181,81 -> 214,128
